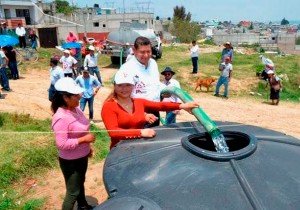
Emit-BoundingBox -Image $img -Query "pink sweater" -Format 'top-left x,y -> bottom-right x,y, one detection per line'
52,107 -> 91,160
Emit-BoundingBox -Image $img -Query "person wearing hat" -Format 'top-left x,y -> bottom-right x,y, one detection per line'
266,70 -> 282,105
83,45 -> 103,85
75,68 -> 101,123
221,41 -> 233,62
101,70 -> 199,149
51,77 -> 95,210
59,49 -> 78,78
214,56 -> 233,98
160,66 -> 181,124
118,36 -> 162,127
48,57 -> 64,101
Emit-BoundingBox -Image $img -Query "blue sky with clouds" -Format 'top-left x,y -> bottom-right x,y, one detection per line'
70,0 -> 299,23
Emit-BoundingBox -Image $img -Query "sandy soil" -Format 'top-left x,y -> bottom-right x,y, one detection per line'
1,65 -> 299,209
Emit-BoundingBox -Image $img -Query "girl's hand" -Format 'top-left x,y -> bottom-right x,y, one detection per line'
141,129 -> 156,138
179,102 -> 199,114
145,113 -> 158,124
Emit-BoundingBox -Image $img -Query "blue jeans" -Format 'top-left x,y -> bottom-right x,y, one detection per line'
165,111 -> 176,125
88,67 -> 102,85
80,96 -> 94,120
48,84 -> 56,101
215,76 -> 229,97
0,67 -> 10,90
191,57 -> 198,73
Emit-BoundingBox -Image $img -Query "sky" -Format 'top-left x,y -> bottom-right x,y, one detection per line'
69,0 -> 299,23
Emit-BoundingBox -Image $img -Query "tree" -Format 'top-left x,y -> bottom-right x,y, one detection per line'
281,18 -> 289,25
55,0 -> 76,15
248,22 -> 254,30
170,6 -> 200,43
156,16 -> 160,20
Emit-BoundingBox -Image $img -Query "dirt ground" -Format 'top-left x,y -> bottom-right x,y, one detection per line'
1,64 -> 300,209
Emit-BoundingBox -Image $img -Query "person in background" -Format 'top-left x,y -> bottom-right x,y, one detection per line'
66,31 -> 78,43
3,46 -> 19,80
125,42 -> 134,62
48,57 -> 64,101
101,70 -> 199,149
189,40 -> 200,74
28,29 -> 38,50
0,22 -> 8,35
118,36 -> 161,127
221,42 -> 233,62
214,56 -> 233,98
75,69 -> 101,123
160,66 -> 181,124
83,46 -> 103,85
59,50 -> 78,78
266,70 -> 282,105
51,77 -> 95,210
15,23 -> 26,48
0,47 -> 10,91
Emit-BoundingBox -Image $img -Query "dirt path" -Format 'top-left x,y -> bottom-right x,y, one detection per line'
1,67 -> 300,209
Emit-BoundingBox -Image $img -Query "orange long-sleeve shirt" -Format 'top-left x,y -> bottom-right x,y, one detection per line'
101,98 -> 180,149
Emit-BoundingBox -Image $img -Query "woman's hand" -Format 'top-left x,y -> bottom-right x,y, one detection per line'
179,102 -> 199,114
78,133 -> 95,144
141,129 -> 156,138
145,113 -> 158,124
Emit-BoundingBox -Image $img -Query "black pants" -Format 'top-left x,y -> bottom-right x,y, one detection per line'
18,36 -> 26,48
192,57 -> 198,73
59,155 -> 89,210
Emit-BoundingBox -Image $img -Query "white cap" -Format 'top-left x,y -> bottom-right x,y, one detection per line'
267,70 -> 274,74
55,77 -> 84,94
88,45 -> 95,51
114,70 -> 134,85
63,49 -> 70,54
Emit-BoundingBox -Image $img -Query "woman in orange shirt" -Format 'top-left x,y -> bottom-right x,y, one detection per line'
101,70 -> 198,149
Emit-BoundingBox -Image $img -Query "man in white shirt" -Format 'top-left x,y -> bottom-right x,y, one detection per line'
189,40 -> 199,74
15,23 -> 26,48
49,57 -> 64,101
160,66 -> 181,124
119,36 -> 161,127
59,49 -> 78,78
83,46 -> 102,85
214,56 -> 233,98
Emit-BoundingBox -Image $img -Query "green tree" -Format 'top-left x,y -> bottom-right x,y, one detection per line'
55,0 -> 76,15
281,18 -> 289,25
248,22 -> 253,30
171,6 -> 200,43
156,16 -> 160,20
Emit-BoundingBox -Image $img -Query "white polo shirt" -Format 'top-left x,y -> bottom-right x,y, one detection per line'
161,79 -> 181,103
84,53 -> 99,68
119,56 -> 161,102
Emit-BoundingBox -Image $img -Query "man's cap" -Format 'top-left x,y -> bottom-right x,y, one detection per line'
88,46 -> 95,51
114,70 -> 134,85
161,66 -> 175,75
55,77 -> 84,94
267,70 -> 274,74
63,49 -> 70,54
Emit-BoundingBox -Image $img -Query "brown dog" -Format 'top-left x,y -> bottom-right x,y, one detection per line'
195,77 -> 216,92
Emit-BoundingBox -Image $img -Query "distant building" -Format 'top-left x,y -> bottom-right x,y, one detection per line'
239,20 -> 251,28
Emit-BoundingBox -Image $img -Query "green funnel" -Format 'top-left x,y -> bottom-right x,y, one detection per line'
161,86 -> 229,153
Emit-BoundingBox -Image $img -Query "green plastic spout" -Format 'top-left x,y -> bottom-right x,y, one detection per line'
161,86 -> 229,152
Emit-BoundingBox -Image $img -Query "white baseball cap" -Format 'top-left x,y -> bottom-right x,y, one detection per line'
63,49 -> 70,54
267,70 -> 274,74
88,45 -> 95,51
114,70 -> 134,85
55,77 -> 84,94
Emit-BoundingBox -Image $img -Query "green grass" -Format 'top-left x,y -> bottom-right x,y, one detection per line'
157,45 -> 300,101
0,112 -> 109,209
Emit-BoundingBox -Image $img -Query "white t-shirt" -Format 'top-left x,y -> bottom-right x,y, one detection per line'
160,79 -> 181,103
220,62 -> 233,77
119,56 -> 161,102
59,55 -> 78,74
190,45 -> 199,58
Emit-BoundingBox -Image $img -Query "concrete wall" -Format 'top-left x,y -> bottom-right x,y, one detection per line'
277,33 -> 300,54
213,33 -> 260,45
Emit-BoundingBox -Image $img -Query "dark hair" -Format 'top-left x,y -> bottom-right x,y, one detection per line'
134,36 -> 151,49
51,91 -> 73,113
192,40 -> 196,44
50,57 -> 58,65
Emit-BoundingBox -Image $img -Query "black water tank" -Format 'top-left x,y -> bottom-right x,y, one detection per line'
96,121 -> 300,210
